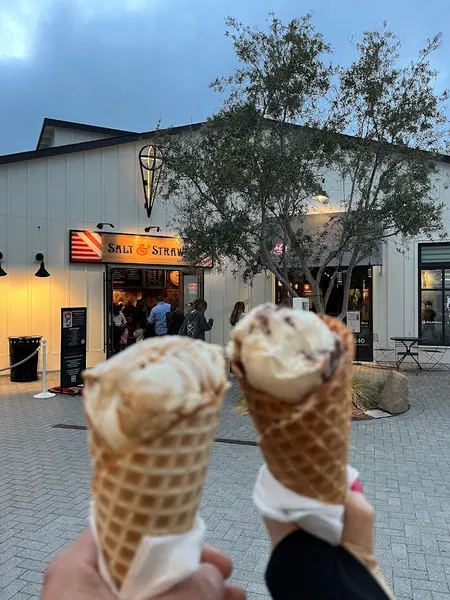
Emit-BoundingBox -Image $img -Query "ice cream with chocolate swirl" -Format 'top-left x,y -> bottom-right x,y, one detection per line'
228,303 -> 343,403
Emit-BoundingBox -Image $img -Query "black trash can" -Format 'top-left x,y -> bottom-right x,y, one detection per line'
8,336 -> 41,382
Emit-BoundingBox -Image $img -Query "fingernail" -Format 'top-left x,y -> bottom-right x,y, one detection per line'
351,479 -> 364,493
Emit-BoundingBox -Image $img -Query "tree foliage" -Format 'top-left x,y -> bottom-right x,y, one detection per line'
158,15 -> 448,316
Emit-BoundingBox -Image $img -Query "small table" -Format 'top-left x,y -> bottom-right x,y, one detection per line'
391,337 -> 423,373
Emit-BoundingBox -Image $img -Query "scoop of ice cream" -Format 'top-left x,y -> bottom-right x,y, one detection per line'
83,337 -> 227,449
228,303 -> 343,403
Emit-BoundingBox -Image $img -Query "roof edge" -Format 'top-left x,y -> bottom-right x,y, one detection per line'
1,122 -> 203,166
1,118 -> 449,167
36,117 -> 138,150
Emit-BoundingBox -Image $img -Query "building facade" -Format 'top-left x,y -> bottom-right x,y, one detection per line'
0,119 -> 272,371
1,117 -> 450,372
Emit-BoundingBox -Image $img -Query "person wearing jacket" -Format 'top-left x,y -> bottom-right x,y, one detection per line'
166,301 -> 185,335
179,299 -> 214,341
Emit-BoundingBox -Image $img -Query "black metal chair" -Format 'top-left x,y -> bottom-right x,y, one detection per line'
419,345 -> 449,371
372,333 -> 395,367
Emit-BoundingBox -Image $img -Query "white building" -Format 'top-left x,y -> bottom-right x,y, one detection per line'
1,117 -> 450,373
0,118 -> 272,372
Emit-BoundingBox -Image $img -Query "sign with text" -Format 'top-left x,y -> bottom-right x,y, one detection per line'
347,311 -> 361,333
60,307 -> 87,388
70,230 -> 213,267
102,233 -> 186,265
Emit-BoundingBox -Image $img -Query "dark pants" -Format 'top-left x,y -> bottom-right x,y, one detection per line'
113,326 -> 122,353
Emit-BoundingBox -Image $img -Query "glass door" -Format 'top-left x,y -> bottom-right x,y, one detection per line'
347,266 -> 373,362
181,269 -> 203,313
104,266 -> 114,357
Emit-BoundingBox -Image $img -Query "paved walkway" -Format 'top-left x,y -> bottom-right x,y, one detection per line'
1,369 -> 450,600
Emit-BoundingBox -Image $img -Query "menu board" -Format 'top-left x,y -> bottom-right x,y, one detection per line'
125,269 -> 142,287
112,269 -> 126,284
144,269 -> 166,289
60,307 -> 87,388
112,268 -> 143,288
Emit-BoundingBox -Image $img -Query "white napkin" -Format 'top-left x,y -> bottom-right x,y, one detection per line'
253,464 -> 359,546
90,505 -> 206,600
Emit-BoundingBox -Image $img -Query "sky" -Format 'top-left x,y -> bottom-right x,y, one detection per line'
0,0 -> 449,155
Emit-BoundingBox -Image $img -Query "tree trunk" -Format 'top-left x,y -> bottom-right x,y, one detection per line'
311,281 -> 324,313
338,261 -> 356,321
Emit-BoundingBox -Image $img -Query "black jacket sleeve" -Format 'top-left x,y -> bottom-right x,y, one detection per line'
266,529 -> 391,600
198,313 -> 212,333
178,316 -> 187,336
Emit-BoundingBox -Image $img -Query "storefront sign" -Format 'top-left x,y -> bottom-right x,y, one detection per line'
60,307 -> 87,388
103,233 -> 185,265
347,311 -> 361,333
70,230 -> 213,267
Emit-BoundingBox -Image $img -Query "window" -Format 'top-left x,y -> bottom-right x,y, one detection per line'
419,243 -> 450,345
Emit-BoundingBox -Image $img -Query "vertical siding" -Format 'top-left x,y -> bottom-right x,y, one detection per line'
0,141 -> 272,371
51,129 -> 114,148
5,137 -> 448,371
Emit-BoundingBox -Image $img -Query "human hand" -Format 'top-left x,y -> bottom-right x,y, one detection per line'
264,489 -> 394,599
263,488 -> 373,552
42,528 -> 245,600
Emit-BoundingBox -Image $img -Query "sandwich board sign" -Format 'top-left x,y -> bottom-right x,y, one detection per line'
60,307 -> 87,388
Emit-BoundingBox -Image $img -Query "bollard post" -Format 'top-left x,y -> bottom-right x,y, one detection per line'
33,339 -> 56,399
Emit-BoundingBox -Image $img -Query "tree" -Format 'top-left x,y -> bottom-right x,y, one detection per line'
158,15 -> 448,317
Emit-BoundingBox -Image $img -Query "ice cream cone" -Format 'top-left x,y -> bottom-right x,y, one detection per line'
232,314 -> 354,505
86,402 -> 221,588
82,336 -> 228,590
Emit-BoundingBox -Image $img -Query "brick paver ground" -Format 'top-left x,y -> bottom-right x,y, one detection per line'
1,368 -> 450,600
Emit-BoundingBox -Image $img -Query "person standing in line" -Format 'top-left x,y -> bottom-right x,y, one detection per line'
229,302 -> 246,327
179,299 -> 214,341
112,304 -> 126,354
186,302 -> 194,313
119,322 -> 129,351
148,296 -> 171,337
133,322 -> 145,342
229,302 -> 246,375
166,301 -> 185,335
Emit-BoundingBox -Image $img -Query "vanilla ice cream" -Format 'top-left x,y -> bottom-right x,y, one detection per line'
228,303 -> 343,402
83,337 -> 227,449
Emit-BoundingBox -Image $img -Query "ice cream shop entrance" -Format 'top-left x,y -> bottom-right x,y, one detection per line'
104,265 -> 203,357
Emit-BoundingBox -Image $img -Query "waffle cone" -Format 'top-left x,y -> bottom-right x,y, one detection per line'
86,401 -> 221,589
235,315 -> 354,505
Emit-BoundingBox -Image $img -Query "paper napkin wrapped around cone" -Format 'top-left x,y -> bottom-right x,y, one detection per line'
229,304 -> 394,598
83,337 -> 228,599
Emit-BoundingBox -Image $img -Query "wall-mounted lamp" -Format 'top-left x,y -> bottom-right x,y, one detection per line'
35,253 -> 50,278
144,226 -> 161,233
0,252 -> 7,277
312,188 -> 329,203
96,223 -> 115,230
312,176 -> 329,203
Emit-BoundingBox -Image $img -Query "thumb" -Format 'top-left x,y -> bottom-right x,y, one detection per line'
156,564 -> 225,600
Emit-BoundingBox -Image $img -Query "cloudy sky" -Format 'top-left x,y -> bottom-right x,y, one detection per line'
0,0 -> 449,155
